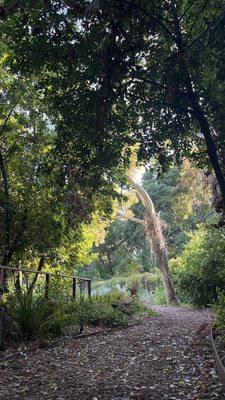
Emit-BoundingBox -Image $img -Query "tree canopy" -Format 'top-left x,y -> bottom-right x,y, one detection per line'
0,0 -> 225,305
2,0 -> 225,209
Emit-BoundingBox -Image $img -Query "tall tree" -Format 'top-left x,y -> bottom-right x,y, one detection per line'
118,174 -> 177,304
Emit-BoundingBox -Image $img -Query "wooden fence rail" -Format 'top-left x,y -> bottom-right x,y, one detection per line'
0,266 -> 91,300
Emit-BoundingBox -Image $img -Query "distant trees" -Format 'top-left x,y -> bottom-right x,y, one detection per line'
91,217 -> 152,280
142,160 -> 213,254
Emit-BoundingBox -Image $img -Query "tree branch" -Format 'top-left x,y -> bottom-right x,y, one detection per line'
117,213 -> 147,227
7,207 -> 28,263
0,150 -> 9,198
179,0 -> 196,21
186,0 -> 209,43
0,106 -> 17,138
131,72 -> 166,89
124,0 -> 176,42
0,149 -> 10,266
28,256 -> 45,294
125,173 -> 156,214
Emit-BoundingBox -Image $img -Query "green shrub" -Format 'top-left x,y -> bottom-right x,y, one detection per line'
170,225 -> 225,307
6,291 -> 129,340
92,290 -> 126,306
73,294 -> 128,327
7,293 -> 51,339
39,299 -> 73,338
6,293 -> 73,340
5,289 -> 154,342
151,284 -> 167,305
130,297 -> 156,315
92,272 -> 168,305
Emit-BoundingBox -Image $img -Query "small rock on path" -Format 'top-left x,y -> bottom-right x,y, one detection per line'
0,306 -> 224,399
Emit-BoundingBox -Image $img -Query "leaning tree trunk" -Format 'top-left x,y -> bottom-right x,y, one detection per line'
145,222 -> 177,305
125,174 -> 177,305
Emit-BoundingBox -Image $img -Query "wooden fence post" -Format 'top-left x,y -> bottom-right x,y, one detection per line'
0,268 -> 3,285
0,305 -> 7,351
0,268 -> 3,301
87,280 -> 91,298
72,277 -> 76,299
45,273 -> 50,299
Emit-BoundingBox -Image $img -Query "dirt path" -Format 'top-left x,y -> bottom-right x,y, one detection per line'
0,306 -> 224,400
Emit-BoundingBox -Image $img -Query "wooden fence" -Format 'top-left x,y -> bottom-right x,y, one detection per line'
0,266 -> 91,299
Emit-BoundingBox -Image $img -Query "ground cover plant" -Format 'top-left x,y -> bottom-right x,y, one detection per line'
2,289 -> 154,345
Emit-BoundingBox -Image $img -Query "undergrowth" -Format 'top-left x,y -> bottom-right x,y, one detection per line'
3,289 -> 154,342
92,272 -> 167,305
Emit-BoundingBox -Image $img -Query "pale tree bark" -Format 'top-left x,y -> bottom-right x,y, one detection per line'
118,174 -> 177,305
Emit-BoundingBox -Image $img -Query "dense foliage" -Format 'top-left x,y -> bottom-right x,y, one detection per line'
171,226 -> 225,307
2,0 -> 225,206
0,42 -> 117,271
5,289 -> 153,341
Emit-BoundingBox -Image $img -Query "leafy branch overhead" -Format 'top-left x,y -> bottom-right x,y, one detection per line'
1,1 -> 225,208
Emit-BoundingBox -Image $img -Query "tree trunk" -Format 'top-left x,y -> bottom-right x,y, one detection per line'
170,3 -> 225,208
0,150 -> 10,268
124,174 -> 178,305
191,104 -> 225,208
145,227 -> 177,304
